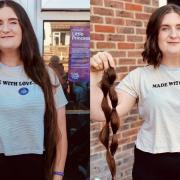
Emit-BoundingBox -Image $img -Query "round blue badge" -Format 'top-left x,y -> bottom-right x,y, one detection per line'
18,87 -> 29,95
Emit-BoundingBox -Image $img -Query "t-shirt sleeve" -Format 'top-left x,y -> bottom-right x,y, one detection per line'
46,66 -> 68,108
116,67 -> 141,98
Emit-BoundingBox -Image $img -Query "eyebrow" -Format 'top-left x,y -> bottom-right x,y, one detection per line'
161,24 -> 180,27
0,18 -> 18,22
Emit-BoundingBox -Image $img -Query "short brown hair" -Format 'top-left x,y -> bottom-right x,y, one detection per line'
142,4 -> 180,67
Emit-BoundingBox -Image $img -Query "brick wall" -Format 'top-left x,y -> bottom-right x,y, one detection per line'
90,0 -> 159,180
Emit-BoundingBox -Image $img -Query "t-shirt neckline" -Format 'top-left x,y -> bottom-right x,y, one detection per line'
159,64 -> 180,71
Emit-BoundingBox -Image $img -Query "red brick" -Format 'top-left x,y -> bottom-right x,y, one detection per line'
126,19 -> 143,27
122,129 -> 139,138
128,51 -> 142,57
109,51 -> 126,57
94,145 -> 106,152
91,33 -> 105,41
135,13 -> 150,20
118,43 -> 135,49
91,16 -> 104,24
91,131 -> 100,138
105,17 -> 124,25
116,10 -> 134,18
122,142 -> 135,150
107,34 -> 125,41
91,139 -> 101,146
118,73 -> 127,80
95,25 -> 115,33
127,35 -> 143,42
136,43 -> 144,49
124,116 -> 137,123
144,6 -> 156,13
118,58 -> 136,65
96,42 -> 116,49
93,7 -> 114,16
90,51 -> 99,57
116,66 -> 128,73
135,0 -> 151,4
137,58 -> 146,65
136,28 -> 146,34
90,0 -> 103,5
104,0 -> 124,9
117,27 -> 134,34
125,3 -> 142,11
129,65 -> 139,71
90,122 -> 101,131
119,138 -> 130,145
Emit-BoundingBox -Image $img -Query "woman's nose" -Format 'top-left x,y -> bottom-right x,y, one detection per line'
0,23 -> 11,33
169,28 -> 179,38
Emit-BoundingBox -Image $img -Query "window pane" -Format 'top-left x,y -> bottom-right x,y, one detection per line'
43,21 -> 90,111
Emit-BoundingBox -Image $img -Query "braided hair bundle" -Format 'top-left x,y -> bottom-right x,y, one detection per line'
99,67 -> 120,180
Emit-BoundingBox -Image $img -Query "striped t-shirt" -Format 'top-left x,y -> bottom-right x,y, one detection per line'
0,63 -> 67,155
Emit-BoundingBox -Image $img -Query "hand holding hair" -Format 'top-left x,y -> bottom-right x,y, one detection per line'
90,52 -> 116,87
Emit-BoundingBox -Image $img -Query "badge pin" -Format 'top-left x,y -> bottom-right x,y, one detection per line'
18,87 -> 29,95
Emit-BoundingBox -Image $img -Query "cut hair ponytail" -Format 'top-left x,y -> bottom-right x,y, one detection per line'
99,67 -> 120,180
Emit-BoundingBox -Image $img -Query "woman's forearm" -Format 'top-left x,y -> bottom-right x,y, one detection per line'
54,133 -> 68,172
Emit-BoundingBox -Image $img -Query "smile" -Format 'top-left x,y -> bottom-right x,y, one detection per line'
167,42 -> 180,43
0,36 -> 14,38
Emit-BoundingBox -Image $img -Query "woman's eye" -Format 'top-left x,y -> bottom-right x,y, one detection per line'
10,21 -> 17,24
161,27 -> 169,31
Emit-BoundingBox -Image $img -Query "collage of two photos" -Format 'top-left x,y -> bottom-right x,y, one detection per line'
1,0 -> 180,180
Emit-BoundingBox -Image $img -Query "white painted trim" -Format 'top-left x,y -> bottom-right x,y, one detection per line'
159,0 -> 167,7
41,0 -> 90,10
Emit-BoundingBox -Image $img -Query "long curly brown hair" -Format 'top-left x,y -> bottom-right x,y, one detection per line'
0,1 -> 60,179
99,67 -> 120,180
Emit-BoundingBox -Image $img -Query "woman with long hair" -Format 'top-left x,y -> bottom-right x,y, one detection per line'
91,4 -> 180,180
0,1 -> 67,180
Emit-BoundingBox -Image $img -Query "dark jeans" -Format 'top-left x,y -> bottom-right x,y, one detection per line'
132,146 -> 180,180
0,153 -> 45,180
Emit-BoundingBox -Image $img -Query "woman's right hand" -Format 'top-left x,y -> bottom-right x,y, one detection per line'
90,51 -> 115,72
90,52 -> 116,86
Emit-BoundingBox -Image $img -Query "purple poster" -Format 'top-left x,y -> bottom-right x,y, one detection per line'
68,26 -> 90,82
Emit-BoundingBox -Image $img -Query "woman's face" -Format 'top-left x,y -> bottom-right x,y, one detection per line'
158,12 -> 180,57
0,6 -> 22,52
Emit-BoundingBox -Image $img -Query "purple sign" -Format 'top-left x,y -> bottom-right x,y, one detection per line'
68,26 -> 90,82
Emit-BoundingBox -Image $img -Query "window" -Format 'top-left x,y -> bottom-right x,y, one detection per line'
43,21 -> 90,111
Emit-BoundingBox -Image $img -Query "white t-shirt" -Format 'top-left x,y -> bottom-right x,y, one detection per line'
116,64 -> 180,154
0,63 -> 68,155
